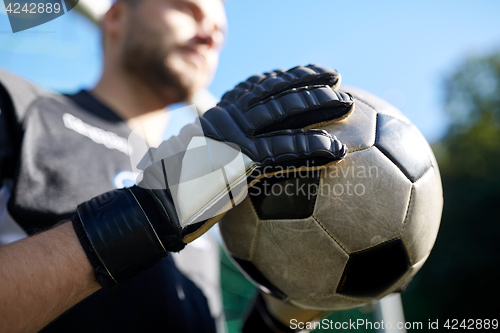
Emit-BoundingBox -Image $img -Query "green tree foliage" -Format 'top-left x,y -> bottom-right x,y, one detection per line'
403,51 -> 500,331
438,52 -> 500,179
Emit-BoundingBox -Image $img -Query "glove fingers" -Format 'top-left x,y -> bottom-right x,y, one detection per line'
252,129 -> 347,169
244,87 -> 354,136
201,107 -> 348,166
245,64 -> 342,106
220,65 -> 341,106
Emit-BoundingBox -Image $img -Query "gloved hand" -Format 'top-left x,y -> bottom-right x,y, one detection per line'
72,65 -> 354,287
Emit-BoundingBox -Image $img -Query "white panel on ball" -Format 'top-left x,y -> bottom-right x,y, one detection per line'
252,217 -> 349,299
314,147 -> 412,253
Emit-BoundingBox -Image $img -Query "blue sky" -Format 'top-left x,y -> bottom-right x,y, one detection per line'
1,0 -> 500,143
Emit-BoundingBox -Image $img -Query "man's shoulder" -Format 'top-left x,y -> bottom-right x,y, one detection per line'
0,68 -> 62,121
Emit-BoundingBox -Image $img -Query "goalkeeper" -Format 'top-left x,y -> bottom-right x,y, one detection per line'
0,0 -> 353,332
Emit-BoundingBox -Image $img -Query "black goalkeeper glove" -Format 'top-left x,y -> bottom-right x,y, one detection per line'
72,65 -> 354,287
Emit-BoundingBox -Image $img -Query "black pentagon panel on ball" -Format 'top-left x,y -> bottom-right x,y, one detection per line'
249,171 -> 321,220
375,114 -> 432,182
336,238 -> 411,298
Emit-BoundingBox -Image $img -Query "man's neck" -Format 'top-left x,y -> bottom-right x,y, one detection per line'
92,69 -> 170,118
91,68 -> 175,144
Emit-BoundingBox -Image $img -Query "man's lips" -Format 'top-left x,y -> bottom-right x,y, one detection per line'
180,48 -> 207,68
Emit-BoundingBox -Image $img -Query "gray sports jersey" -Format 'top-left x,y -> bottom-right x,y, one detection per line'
0,69 -> 224,333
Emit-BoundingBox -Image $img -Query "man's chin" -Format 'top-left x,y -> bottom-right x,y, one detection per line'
172,71 -> 208,100
157,84 -> 191,105
134,61 -> 208,104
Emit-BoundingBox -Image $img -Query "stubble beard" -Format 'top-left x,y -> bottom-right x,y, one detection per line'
120,15 -> 193,104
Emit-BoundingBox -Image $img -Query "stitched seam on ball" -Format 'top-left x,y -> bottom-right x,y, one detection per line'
300,292 -> 371,301
412,164 -> 434,184
309,169 -> 322,214
355,95 -> 411,125
351,95 -> 399,122
376,111 -> 411,124
354,94 -> 410,124
372,145 -> 418,184
353,96 -> 378,113
345,104 -> 379,154
248,199 -> 261,261
259,218 -> 319,223
399,236 -> 415,267
386,253 -> 429,293
347,144 -> 374,154
402,185 -> 415,231
311,215 -> 348,254
347,100 -> 378,154
373,109 -> 380,145
349,238 -> 401,256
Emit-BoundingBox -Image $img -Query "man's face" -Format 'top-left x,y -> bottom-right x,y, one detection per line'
120,0 -> 227,102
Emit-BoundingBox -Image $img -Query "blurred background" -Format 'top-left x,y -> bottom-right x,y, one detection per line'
1,0 -> 499,331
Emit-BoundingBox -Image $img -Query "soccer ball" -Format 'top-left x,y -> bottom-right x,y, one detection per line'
219,86 -> 443,311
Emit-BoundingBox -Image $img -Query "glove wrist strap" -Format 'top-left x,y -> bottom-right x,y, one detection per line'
75,188 -> 167,287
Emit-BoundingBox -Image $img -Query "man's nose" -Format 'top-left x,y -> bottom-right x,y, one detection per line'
195,18 -> 224,49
